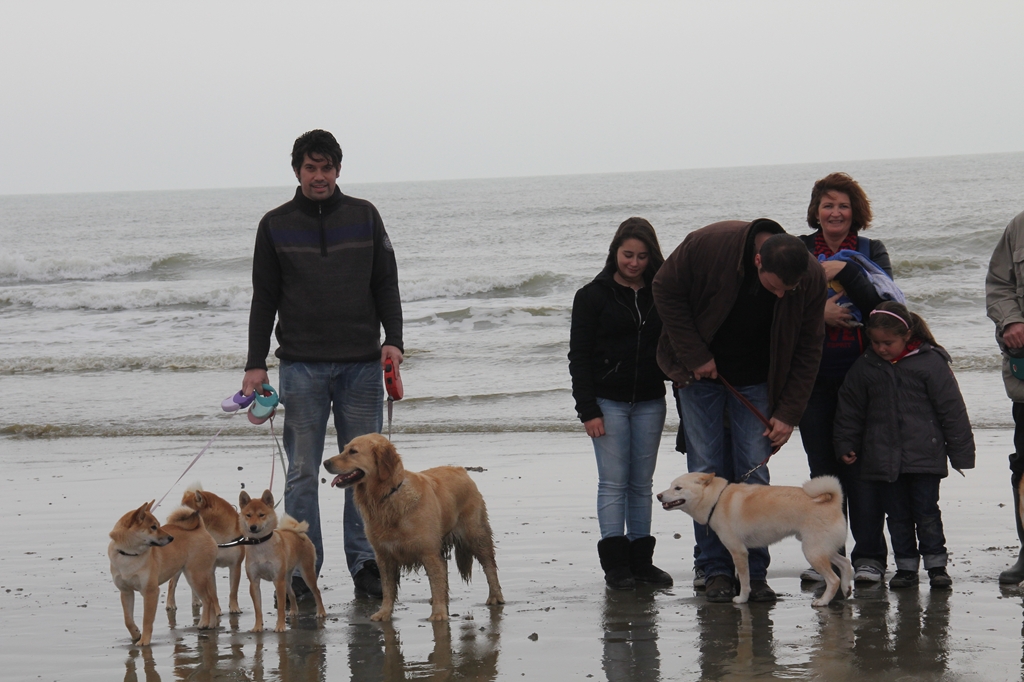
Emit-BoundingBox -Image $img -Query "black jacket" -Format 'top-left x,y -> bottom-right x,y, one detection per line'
568,265 -> 667,422
246,187 -> 403,371
833,343 -> 975,481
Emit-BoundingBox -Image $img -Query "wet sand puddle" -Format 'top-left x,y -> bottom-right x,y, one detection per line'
3,431 -> 1024,680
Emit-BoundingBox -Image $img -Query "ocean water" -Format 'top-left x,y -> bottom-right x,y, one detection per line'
2,152 -> 1023,440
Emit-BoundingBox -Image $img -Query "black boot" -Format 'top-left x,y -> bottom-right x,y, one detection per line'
628,536 -> 673,586
1000,468 -> 1024,584
597,536 -> 635,590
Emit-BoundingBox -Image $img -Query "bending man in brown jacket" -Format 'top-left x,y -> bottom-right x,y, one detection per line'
653,219 -> 826,603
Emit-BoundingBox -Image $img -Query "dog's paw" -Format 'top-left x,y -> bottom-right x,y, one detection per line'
165,604 -> 176,612
427,612 -> 450,622
229,603 -> 243,614
732,595 -> 749,604
316,608 -> 327,619
250,625 -> 264,633
129,628 -> 142,642
811,597 -> 829,607
274,623 -> 287,633
369,610 -> 392,622
485,595 -> 505,606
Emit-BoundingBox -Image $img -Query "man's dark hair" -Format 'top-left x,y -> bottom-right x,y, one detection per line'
758,233 -> 809,286
291,129 -> 343,171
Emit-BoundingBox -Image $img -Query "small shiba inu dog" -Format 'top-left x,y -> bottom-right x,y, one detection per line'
108,501 -> 219,645
238,489 -> 326,632
166,486 -> 246,615
658,473 -> 853,607
323,434 -> 504,622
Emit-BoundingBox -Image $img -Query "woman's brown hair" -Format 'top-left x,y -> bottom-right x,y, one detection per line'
806,172 -> 873,234
604,217 -> 665,280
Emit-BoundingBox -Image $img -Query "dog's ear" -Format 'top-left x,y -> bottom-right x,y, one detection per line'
132,501 -> 151,524
699,473 -> 715,487
261,489 -> 274,507
376,437 -> 401,482
239,491 -> 251,508
194,491 -> 205,508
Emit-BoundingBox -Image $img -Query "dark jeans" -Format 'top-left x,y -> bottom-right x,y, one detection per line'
882,473 -> 947,571
677,382 -> 771,581
799,375 -> 888,572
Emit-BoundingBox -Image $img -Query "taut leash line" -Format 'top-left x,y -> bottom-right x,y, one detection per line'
716,375 -> 781,482
153,424 -> 228,511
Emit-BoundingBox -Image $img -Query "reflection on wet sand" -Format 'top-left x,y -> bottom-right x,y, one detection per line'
848,587 -> 951,678
122,598 -> 502,681
601,587 -> 662,681
352,606 -> 502,681
696,600 -> 778,679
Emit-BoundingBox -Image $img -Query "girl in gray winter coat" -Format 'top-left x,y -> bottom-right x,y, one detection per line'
834,301 -> 975,590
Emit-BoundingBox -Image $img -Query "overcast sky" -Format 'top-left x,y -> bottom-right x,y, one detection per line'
2,1 -> 1022,195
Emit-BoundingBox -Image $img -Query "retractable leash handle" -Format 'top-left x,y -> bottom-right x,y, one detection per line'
384,361 -> 403,439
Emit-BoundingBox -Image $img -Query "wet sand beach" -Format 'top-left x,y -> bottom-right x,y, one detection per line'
4,429 -> 1024,681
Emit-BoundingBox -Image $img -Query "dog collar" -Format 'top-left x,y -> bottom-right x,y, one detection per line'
219,532 -> 274,548
705,484 -> 730,526
382,480 -> 404,501
117,550 -> 140,556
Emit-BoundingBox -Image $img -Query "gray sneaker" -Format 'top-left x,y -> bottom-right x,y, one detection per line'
854,565 -> 884,583
800,567 -> 824,582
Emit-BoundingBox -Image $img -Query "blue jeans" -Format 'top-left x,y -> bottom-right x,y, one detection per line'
799,375 -> 889,572
883,473 -> 947,571
279,359 -> 383,577
677,381 -> 771,581
592,397 -> 667,540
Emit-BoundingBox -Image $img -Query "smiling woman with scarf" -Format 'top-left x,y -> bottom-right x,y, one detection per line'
569,217 -> 672,590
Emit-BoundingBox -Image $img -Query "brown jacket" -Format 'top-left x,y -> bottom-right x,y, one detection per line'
652,220 -> 826,426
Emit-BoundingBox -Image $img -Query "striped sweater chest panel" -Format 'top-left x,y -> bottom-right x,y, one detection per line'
268,204 -> 374,252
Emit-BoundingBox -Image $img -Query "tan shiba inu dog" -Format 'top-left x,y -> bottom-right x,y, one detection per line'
108,501 -> 219,645
166,486 -> 246,615
658,473 -> 853,606
238,489 -> 326,632
323,433 -> 504,622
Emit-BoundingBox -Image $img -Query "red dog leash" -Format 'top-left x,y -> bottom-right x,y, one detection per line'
716,375 -> 781,481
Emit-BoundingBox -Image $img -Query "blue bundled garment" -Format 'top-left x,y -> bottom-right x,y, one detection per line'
819,249 -> 906,322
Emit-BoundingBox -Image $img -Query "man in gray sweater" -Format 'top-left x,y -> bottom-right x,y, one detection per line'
986,209 -> 1024,584
243,129 -> 404,598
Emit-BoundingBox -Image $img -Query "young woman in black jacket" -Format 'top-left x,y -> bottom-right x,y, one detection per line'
569,217 -> 672,589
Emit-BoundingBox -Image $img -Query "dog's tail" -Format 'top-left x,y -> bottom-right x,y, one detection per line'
278,514 -> 310,535
165,506 -> 204,530
802,476 -> 844,505
452,537 -> 474,583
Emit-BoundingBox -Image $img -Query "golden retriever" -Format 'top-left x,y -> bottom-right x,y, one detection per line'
323,434 -> 504,621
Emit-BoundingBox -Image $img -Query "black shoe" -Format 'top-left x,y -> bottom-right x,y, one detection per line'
704,575 -> 737,603
628,536 -> 673,586
928,567 -> 952,589
291,575 -> 314,602
597,536 -> 635,590
889,569 -> 920,589
693,567 -> 706,591
354,560 -> 383,598
999,549 -> 1024,584
748,579 -> 777,603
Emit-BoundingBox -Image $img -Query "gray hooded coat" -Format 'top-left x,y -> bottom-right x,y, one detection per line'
833,343 -> 975,481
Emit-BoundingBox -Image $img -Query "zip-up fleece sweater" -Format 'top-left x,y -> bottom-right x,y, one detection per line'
245,186 -> 403,371
568,264 -> 667,423
652,220 -> 826,427
833,343 -> 975,481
